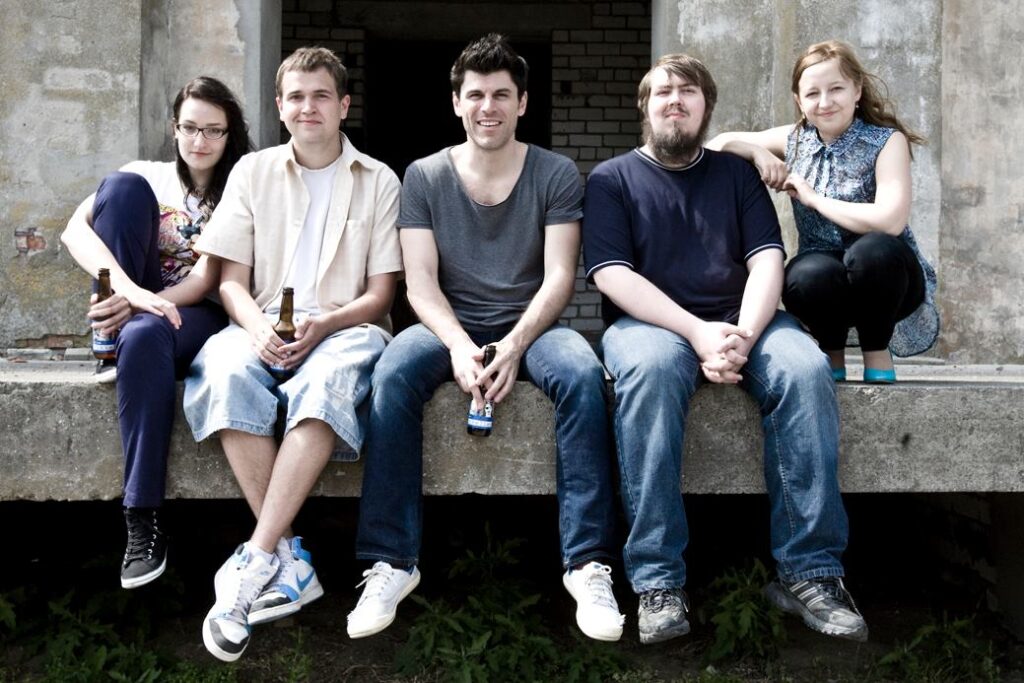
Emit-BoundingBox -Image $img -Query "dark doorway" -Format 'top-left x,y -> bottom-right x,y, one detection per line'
363,38 -> 552,180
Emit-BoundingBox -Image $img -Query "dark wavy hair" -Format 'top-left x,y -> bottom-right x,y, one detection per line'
173,76 -> 253,217
450,33 -> 528,98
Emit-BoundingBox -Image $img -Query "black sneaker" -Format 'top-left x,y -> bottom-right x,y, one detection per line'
638,587 -> 690,644
94,359 -> 117,384
764,577 -> 868,642
121,507 -> 167,589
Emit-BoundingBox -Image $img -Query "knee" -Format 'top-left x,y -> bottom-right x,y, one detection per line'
96,172 -> 156,211
845,233 -> 906,275
784,253 -> 847,309
117,313 -> 172,357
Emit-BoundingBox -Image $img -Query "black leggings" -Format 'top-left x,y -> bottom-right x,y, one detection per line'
782,233 -> 925,352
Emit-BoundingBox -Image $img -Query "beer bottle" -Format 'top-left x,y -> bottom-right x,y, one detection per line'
268,287 -> 296,382
92,268 -> 117,360
467,344 -> 497,437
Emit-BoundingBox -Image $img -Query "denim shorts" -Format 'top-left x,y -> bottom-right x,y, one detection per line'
183,320 -> 390,461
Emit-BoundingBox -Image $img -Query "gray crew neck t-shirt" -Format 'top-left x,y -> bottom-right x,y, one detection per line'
398,144 -> 583,331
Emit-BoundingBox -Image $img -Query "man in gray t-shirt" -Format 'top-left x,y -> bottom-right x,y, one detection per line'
348,34 -> 625,644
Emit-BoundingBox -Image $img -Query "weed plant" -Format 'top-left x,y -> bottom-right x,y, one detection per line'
698,559 -> 786,665
395,523 -> 628,682
873,614 -> 1000,682
0,578 -> 233,682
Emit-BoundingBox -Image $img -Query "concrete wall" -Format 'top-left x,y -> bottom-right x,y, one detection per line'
654,0 -> 1022,363
0,1 -> 279,350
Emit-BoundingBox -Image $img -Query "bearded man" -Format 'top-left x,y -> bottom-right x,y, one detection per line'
581,53 -> 867,646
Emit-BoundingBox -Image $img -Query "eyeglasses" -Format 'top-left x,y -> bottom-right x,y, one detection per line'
174,123 -> 228,140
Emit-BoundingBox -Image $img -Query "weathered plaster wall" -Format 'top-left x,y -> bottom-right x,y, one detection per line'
0,1 -> 278,349
938,1 -> 1024,363
0,1 -> 142,348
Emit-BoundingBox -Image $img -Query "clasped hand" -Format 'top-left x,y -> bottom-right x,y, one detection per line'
250,314 -> 327,370
692,322 -> 753,384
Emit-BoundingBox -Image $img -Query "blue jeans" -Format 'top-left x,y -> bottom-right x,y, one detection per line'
356,323 -> 617,568
601,312 -> 847,593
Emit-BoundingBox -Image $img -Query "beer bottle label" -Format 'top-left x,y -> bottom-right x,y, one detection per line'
466,399 -> 494,430
92,331 -> 116,355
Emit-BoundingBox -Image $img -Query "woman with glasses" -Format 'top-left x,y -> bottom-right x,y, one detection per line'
708,40 -> 938,383
61,76 -> 253,589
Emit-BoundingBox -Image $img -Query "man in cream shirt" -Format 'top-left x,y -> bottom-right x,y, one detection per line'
183,47 -> 402,662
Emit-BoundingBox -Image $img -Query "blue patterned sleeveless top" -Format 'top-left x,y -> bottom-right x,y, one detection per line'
786,118 -> 939,357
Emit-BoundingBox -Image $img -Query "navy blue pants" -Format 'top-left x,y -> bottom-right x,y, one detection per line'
782,233 -> 925,352
92,172 -> 227,508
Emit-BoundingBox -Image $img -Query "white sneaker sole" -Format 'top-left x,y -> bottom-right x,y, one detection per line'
562,572 -> 624,642
121,555 -> 167,589
202,615 -> 248,663
248,581 -> 325,625
347,570 -> 420,639
764,582 -> 868,642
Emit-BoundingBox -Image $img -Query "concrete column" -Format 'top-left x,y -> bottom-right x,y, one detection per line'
938,1 -> 1024,363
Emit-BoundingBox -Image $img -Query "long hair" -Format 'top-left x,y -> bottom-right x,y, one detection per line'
172,76 -> 253,216
790,40 -> 925,157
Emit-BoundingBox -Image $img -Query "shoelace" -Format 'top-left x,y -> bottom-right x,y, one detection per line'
581,565 -> 618,610
123,513 -> 158,564
807,577 -> 857,611
228,559 -> 269,622
640,588 -> 686,614
354,562 -> 395,606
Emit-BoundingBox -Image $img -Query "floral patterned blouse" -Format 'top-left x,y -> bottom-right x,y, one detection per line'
786,118 -> 939,357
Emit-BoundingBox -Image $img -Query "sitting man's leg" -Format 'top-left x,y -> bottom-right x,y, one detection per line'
521,325 -> 624,641
349,323 -> 454,638
248,324 -> 390,626
184,323 -> 284,661
739,310 -> 867,642
601,316 -> 702,645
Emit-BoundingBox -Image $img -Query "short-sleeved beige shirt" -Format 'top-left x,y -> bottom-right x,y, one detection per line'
196,135 -> 402,319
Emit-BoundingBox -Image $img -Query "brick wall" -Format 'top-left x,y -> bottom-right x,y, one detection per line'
281,1 -> 366,133
280,0 -> 653,340
550,2 -> 651,336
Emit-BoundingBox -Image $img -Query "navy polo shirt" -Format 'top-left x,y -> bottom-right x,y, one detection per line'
582,148 -> 784,326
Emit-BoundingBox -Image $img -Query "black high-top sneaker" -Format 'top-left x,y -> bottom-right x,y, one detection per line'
121,507 -> 168,589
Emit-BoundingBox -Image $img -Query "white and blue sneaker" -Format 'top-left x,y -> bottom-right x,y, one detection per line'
346,561 -> 421,638
248,536 -> 324,625
202,543 -> 278,662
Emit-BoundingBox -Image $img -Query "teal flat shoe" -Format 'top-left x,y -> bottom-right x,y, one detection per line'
831,367 -> 847,382
863,368 -> 896,384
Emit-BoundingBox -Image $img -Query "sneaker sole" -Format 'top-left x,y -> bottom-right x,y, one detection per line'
638,618 -> 691,645
202,616 -> 248,663
347,570 -> 421,639
764,583 -> 869,642
561,573 -> 623,642
121,555 -> 167,589
248,582 -> 325,626
95,369 -> 117,384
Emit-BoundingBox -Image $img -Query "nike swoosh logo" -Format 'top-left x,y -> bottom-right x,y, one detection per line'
297,571 -> 314,591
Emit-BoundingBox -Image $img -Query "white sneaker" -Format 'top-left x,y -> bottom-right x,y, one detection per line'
202,543 -> 278,662
563,561 -> 625,642
346,561 -> 421,638
249,537 -> 324,626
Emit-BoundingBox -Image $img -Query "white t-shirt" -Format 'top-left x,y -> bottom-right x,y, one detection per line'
119,160 -> 205,287
267,156 -> 342,316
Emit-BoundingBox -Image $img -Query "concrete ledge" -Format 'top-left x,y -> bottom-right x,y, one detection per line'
2,361 -> 1023,501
